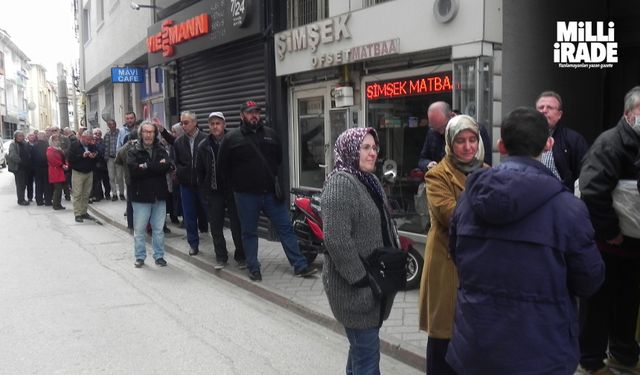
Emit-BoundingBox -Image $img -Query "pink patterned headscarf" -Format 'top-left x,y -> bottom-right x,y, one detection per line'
328,127 -> 385,204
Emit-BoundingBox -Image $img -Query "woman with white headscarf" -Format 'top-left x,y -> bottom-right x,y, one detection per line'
418,115 -> 487,374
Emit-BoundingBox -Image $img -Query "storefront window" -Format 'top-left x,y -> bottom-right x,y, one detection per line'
365,72 -> 454,235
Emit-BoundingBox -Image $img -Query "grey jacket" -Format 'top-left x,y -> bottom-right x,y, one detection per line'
321,171 -> 397,329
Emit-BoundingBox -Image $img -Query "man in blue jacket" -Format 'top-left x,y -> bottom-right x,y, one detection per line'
446,107 -> 605,375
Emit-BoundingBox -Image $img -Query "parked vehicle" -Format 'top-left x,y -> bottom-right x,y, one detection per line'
291,187 -> 424,289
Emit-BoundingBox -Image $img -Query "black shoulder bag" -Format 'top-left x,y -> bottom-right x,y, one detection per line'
245,135 -> 284,201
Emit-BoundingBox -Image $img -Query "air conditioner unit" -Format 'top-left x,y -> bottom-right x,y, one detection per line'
334,86 -> 354,108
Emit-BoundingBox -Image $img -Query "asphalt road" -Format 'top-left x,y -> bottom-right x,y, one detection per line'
0,168 -> 421,374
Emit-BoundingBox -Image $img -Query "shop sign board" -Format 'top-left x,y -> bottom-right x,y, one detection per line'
147,0 -> 264,66
111,67 -> 145,83
365,72 -> 454,101
274,0 -> 495,76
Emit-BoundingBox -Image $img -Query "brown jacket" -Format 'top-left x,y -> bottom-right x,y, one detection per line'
418,156 -> 467,338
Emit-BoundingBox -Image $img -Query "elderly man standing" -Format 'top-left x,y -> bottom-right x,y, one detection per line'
219,100 -> 316,281
174,111 -> 208,255
104,119 -> 124,201
535,91 -> 589,192
68,132 -> 98,222
115,112 -> 137,200
196,111 -> 246,269
578,86 -> 640,375
90,128 -> 110,202
7,130 -> 31,205
127,121 -> 172,268
418,101 -> 492,171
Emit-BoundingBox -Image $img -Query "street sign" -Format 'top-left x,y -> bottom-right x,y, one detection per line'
111,67 -> 145,83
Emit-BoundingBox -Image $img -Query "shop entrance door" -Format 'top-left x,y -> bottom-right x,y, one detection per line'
292,88 -> 350,190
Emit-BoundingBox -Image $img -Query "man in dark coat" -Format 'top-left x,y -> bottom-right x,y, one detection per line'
7,130 -> 31,205
446,107 -> 605,375
218,100 -> 316,282
535,91 -> 589,192
195,111 -> 245,269
68,132 -> 98,222
173,111 -> 208,255
578,86 -> 640,375
127,121 -> 172,268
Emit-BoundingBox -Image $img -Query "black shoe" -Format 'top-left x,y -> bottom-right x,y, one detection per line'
163,226 -> 171,234
111,195 -> 118,202
88,198 -> 95,204
119,194 -> 126,201
36,202 -> 44,206
81,213 -> 95,220
75,216 -> 84,223
155,258 -> 167,267
249,270 -> 262,281
295,266 -> 318,278
44,202 -> 53,206
64,196 -> 70,201
53,205 -> 66,210
170,215 -> 180,224
134,259 -> 144,268
214,260 -> 227,270
18,201 -> 29,206
236,260 -> 247,270
189,246 -> 199,256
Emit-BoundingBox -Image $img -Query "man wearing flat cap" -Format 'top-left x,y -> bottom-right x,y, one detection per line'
219,100 -> 317,281
196,111 -> 246,270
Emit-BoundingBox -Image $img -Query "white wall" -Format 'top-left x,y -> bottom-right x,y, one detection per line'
82,0 -> 152,88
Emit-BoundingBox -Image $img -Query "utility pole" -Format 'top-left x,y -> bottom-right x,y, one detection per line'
57,63 -> 70,129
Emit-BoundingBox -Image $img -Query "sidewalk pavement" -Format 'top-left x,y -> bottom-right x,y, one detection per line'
88,198 -> 427,371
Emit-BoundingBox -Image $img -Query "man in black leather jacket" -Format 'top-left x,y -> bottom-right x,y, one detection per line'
578,86 -> 640,375
218,100 -> 316,282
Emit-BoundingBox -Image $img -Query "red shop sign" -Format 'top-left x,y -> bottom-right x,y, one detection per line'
366,72 -> 453,100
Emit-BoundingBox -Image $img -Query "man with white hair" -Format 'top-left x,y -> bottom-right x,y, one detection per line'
578,86 -> 640,375
68,131 -> 98,222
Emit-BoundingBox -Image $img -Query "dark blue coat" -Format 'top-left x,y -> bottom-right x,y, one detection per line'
446,157 -> 604,375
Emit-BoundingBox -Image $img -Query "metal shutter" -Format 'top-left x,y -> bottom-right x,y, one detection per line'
177,36 -> 266,129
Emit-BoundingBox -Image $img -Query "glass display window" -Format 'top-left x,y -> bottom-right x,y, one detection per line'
365,71 -> 454,235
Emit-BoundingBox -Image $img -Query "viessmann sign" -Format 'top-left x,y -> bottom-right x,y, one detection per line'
147,0 -> 263,66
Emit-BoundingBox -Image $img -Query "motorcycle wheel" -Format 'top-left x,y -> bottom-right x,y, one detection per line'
405,245 -> 424,290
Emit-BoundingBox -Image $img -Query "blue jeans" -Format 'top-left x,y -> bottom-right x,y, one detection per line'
233,192 -> 308,273
180,185 -> 205,249
132,201 -> 166,261
345,327 -> 381,375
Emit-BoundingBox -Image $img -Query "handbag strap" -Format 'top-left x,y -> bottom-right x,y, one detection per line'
244,133 -> 276,181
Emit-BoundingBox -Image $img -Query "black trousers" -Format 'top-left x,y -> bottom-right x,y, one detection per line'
34,166 -> 48,204
203,191 -> 245,263
13,170 -> 27,204
91,169 -> 110,200
26,168 -> 34,200
579,252 -> 640,371
426,337 -> 457,375
52,182 -> 63,208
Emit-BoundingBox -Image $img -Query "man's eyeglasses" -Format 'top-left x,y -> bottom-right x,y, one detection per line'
360,144 -> 380,153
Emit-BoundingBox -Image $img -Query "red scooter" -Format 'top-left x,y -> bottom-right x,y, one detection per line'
291,188 -> 424,290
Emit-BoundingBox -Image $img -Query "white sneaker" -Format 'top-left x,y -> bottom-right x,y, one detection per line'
214,261 -> 226,270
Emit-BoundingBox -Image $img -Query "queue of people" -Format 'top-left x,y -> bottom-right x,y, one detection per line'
5,87 -> 639,375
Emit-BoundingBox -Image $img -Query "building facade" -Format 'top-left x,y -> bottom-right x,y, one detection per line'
275,0 -> 502,241
0,29 -> 31,139
28,64 -> 60,131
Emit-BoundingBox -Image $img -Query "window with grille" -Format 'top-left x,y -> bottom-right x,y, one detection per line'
290,0 -> 327,27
